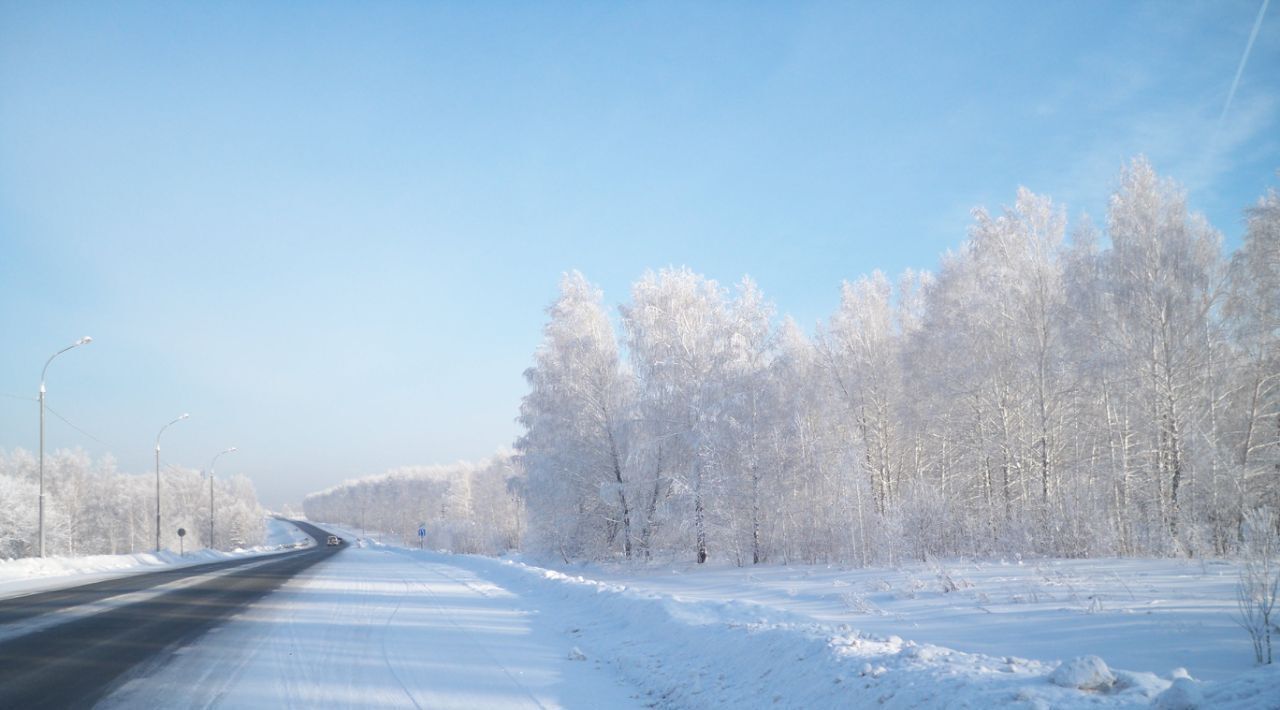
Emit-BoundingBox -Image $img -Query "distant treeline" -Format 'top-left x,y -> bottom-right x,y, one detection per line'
301,454 -> 522,555
0,448 -> 265,558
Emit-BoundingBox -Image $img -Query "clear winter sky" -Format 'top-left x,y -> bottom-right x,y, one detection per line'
1,1 -> 1277,508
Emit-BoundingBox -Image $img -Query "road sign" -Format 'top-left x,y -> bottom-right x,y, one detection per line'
177,527 -> 186,556
418,527 -> 426,537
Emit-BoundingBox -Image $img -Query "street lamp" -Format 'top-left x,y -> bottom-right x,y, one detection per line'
208,447 -> 237,549
155,413 -> 189,551
38,336 -> 92,558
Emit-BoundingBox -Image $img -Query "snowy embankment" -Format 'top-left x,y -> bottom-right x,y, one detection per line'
0,517 -> 313,601
469,551 -> 1280,709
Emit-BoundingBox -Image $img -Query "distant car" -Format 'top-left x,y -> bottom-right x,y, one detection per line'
326,535 -> 341,546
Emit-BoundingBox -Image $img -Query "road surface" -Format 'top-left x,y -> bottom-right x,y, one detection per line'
0,520 -> 339,708
98,534 -> 643,709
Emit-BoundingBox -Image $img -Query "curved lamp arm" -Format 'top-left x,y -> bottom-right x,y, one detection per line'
41,336 -> 92,392
156,413 -> 190,451
210,446 -> 237,474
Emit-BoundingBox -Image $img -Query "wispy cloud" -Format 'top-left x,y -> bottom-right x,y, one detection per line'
1217,0 -> 1271,139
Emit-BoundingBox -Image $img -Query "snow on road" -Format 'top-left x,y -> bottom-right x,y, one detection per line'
100,537 -> 644,709
262,516 -> 316,548
0,517 -> 314,601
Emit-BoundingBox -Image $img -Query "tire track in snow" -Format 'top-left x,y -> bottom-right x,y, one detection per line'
378,558 -> 424,710
390,549 -> 548,710
206,617 -> 280,707
279,576 -> 319,707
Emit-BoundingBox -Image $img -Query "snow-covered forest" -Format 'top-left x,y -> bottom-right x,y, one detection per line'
518,158 -> 1280,565
0,448 -> 266,558
301,453 -> 523,555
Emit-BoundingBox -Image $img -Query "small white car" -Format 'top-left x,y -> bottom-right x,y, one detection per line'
326,535 -> 341,546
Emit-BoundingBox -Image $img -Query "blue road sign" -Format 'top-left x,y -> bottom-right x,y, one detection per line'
418,527 -> 426,537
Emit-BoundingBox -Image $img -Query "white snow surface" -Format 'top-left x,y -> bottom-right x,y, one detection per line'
102,528 -> 644,709
96,532 -> 1280,709
0,517 -> 313,601
1051,655 -> 1117,690
536,555 -> 1263,684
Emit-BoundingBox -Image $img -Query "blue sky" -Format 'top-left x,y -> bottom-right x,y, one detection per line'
1,1 -> 1277,507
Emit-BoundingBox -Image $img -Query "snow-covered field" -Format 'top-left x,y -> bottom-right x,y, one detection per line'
534,555 -> 1257,683
473,554 -> 1280,709
0,517 -> 313,601
98,526 -> 1279,709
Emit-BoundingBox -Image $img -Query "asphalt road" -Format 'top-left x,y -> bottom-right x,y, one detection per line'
0,519 -> 342,708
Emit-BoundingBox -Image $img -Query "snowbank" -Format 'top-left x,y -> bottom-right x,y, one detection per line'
0,517 -> 313,600
427,552 -> 1275,709
1051,655 -> 1116,690
469,558 -> 1167,708
530,555 -> 1253,683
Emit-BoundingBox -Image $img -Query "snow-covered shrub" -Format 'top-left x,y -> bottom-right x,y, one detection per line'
1236,507 -> 1279,665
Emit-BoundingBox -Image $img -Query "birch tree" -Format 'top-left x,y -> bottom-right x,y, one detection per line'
1225,189 -> 1280,515
518,272 -> 637,559
622,268 -> 732,563
1102,157 -> 1223,545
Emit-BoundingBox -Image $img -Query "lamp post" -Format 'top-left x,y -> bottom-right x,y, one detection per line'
208,447 -> 236,549
38,336 -> 92,558
155,413 -> 189,551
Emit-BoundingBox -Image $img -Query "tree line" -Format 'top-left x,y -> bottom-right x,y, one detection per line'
301,453 -> 523,555
0,447 -> 266,558
516,158 -> 1279,565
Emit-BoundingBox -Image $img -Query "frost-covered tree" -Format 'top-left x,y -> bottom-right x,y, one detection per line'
717,277 -> 777,564
497,156 -> 1274,566
904,198 -> 1068,551
772,317 -> 864,564
1225,189 -> 1280,515
622,268 -> 735,563
518,271 -> 638,559
0,448 -> 266,558
0,473 -> 37,558
822,271 -> 904,516
1101,158 -> 1224,547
